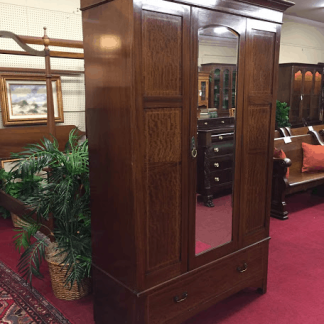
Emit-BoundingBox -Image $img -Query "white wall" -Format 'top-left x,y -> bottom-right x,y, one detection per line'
0,0 -> 81,14
0,1 -> 85,131
198,43 -> 237,66
279,15 -> 324,64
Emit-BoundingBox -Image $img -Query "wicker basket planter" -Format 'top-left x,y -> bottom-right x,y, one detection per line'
46,255 -> 91,301
11,212 -> 29,228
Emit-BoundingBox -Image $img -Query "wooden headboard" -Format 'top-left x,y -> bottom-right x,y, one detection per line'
0,125 -> 85,160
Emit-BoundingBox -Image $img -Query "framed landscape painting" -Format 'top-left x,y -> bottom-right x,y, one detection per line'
0,74 -> 64,126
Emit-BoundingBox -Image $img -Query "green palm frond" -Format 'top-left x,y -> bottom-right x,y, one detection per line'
12,128 -> 91,289
14,221 -> 41,253
17,238 -> 47,285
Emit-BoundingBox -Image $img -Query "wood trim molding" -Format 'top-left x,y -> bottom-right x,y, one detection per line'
18,35 -> 83,49
237,0 -> 295,12
0,49 -> 84,59
169,0 -> 294,12
80,0 -> 114,11
167,0 -> 292,23
0,67 -> 84,75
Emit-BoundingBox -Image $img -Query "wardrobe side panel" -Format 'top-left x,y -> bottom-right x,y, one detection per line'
82,0 -> 138,288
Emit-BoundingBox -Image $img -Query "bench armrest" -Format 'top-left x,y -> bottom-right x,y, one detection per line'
273,157 -> 292,177
271,158 -> 291,218
272,157 -> 291,191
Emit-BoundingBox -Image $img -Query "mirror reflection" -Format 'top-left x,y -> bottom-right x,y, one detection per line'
196,26 -> 238,255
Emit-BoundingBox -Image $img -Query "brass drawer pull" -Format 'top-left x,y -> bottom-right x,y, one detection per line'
214,163 -> 219,168
174,292 -> 188,303
237,263 -> 248,273
221,120 -> 225,124
219,136 -> 223,140
214,147 -> 219,153
204,122 -> 208,125
215,177 -> 220,182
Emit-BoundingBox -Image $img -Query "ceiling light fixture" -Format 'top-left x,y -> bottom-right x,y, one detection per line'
214,27 -> 228,34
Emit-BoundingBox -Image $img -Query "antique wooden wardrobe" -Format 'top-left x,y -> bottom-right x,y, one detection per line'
80,0 -> 294,323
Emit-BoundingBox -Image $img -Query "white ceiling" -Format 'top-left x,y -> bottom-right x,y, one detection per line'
285,0 -> 324,24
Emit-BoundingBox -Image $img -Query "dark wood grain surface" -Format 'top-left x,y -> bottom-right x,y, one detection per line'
82,0 -> 138,289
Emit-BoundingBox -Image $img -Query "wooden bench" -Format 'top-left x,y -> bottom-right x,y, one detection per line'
0,125 -> 85,160
0,189 -> 54,237
283,125 -> 324,137
271,130 -> 324,220
274,130 -> 281,138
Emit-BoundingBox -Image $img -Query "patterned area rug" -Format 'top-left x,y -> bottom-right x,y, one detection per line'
0,261 -> 71,324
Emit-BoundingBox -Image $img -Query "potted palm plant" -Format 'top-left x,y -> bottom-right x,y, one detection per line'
0,168 -> 42,226
13,129 -> 91,300
0,169 -> 11,220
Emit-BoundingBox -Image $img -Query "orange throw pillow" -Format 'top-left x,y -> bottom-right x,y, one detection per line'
274,148 -> 289,178
302,142 -> 324,172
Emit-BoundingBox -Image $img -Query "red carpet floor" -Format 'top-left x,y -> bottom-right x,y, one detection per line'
0,217 -> 94,324
196,194 -> 232,252
1,191 -> 324,323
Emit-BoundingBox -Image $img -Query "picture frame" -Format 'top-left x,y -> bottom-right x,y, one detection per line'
0,158 -> 20,171
0,74 -> 64,126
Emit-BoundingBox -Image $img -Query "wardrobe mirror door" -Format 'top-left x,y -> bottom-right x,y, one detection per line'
195,26 -> 238,255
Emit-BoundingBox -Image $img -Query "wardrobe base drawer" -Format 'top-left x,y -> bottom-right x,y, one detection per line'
148,242 -> 267,324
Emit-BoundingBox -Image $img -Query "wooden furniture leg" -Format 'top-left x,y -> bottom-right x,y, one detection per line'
203,195 -> 214,207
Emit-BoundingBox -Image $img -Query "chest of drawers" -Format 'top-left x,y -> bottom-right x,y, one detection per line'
197,117 -> 235,207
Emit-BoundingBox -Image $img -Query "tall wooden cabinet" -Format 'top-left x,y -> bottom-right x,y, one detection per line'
198,72 -> 209,108
201,64 -> 237,116
80,0 -> 293,323
277,63 -> 323,127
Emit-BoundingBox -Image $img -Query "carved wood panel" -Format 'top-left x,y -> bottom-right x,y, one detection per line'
145,109 -> 182,163
249,31 -> 275,94
241,20 -> 279,243
242,105 -> 270,232
248,106 -> 271,153
242,153 -> 268,232
142,10 -> 182,97
139,2 -> 190,288
144,109 -> 182,272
